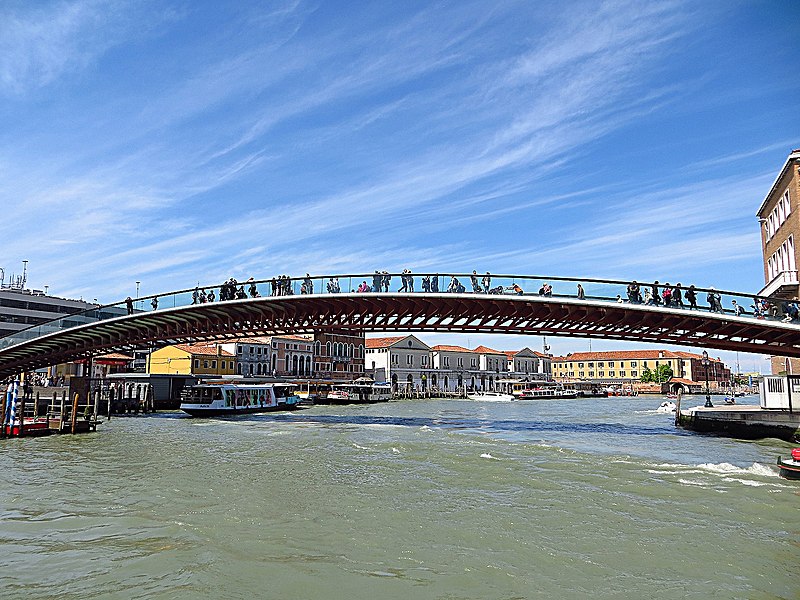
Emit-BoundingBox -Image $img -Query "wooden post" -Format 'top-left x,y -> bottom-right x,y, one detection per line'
70,392 -> 79,434
18,392 -> 26,437
34,391 -> 39,418
0,385 -> 7,439
59,391 -> 66,431
107,387 -> 112,420
675,388 -> 682,427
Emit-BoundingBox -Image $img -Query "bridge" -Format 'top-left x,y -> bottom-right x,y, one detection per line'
0,272 -> 798,378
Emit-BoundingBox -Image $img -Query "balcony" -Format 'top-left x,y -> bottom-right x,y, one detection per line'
758,270 -> 799,299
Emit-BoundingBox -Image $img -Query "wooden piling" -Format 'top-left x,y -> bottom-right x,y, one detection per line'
675,389 -> 682,427
0,386 -> 6,439
70,392 -> 79,434
18,392 -> 26,437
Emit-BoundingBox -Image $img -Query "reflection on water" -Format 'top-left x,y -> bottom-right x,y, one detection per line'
1,395 -> 797,600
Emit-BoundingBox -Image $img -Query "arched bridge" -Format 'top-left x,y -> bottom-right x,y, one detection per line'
0,272 -> 798,378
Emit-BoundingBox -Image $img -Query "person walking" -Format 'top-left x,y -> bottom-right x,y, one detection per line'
577,283 -> 585,300
151,296 -> 158,311
125,296 -> 134,315
685,285 -> 697,309
672,284 -> 684,308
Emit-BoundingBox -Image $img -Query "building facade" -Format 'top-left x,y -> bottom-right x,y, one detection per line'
365,335 -> 433,390
314,330 -> 366,379
552,350 -> 731,389
147,344 -> 236,376
757,148 -> 800,374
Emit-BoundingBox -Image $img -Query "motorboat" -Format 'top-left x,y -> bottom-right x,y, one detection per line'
466,391 -> 515,402
656,401 -> 677,413
777,448 -> 800,480
180,381 -> 300,416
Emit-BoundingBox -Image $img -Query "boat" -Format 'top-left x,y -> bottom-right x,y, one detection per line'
517,386 -> 579,400
777,448 -> 800,479
665,393 -> 678,400
656,401 -> 677,413
327,381 -> 392,404
179,381 -> 300,416
466,391 -> 515,402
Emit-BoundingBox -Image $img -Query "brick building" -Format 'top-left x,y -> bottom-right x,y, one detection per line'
756,148 -> 800,374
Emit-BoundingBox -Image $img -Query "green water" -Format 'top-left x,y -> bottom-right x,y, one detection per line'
1,396 -> 798,599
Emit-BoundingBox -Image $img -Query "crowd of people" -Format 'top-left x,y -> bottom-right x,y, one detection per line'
136,272 -> 797,323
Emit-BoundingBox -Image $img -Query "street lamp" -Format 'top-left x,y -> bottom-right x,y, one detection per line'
135,281 -> 141,310
702,350 -> 713,408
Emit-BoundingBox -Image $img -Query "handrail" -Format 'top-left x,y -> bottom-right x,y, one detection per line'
0,271 -> 785,346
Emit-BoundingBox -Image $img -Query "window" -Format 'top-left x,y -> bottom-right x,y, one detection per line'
406,355 -> 413,366
203,361 -> 209,369
598,362 -> 604,367
578,362 -> 584,368
620,370 -> 626,377
421,356 -> 428,366
631,371 -> 637,377
212,360 -> 217,369
221,361 -> 225,369
237,346 -> 243,354
609,371 -> 615,377
194,359 -> 199,368
457,358 -> 463,367
630,361 -> 637,367
391,354 -> 399,365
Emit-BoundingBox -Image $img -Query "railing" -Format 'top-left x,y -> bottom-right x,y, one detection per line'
0,272 -> 790,351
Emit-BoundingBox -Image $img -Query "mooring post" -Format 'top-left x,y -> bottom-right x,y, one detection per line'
70,392 -> 79,434
34,391 -> 39,419
59,391 -> 66,432
675,388 -> 682,427
0,384 -> 8,439
18,390 -> 26,437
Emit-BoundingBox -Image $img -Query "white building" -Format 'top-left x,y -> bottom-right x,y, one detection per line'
365,335 -> 432,390
504,347 -> 552,380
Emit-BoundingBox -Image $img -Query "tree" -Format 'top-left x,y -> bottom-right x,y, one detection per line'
640,364 -> 673,383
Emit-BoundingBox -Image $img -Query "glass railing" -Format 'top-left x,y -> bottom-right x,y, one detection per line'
0,273 -> 788,351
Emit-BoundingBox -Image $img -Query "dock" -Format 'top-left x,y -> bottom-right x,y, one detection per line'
677,404 -> 800,442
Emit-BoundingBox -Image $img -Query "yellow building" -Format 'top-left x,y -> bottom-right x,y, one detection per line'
552,349 -> 731,387
147,344 -> 236,376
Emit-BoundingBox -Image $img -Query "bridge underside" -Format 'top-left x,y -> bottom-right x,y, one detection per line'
0,293 -> 798,378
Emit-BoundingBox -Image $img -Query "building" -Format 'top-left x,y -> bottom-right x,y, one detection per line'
271,334 -> 314,377
552,350 -> 731,389
503,347 -> 552,380
219,337 -> 273,377
314,330 -> 366,379
147,344 -> 236,376
756,148 -> 800,374
365,335 -> 432,390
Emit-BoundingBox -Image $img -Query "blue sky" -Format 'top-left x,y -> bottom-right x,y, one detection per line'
2,0 -> 799,370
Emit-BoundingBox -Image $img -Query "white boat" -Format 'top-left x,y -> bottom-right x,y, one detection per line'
656,401 -> 677,413
517,387 -> 579,400
180,381 -> 300,416
327,381 -> 392,404
466,391 -> 515,402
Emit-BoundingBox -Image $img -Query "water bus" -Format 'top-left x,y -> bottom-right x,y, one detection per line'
327,380 -> 392,404
180,381 -> 301,416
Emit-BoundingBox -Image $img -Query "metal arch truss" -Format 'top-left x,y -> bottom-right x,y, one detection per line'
1,293 -> 799,378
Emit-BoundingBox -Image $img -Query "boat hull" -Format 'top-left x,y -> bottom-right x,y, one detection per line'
777,456 -> 800,479
180,403 -> 298,417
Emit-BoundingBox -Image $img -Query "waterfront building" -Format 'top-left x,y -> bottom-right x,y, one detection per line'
365,335 -> 432,390
219,337 -> 273,377
552,350 -> 731,389
147,344 -> 236,376
503,347 -> 552,380
268,334 -> 314,377
313,330 -> 366,379
756,148 -> 800,374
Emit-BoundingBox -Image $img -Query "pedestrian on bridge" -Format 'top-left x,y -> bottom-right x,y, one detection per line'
672,284 -> 684,308
126,296 -> 134,315
685,285 -> 697,309
577,283 -> 585,300
651,281 -> 661,306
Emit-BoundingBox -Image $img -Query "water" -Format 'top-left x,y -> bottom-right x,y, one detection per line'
1,395 -> 798,599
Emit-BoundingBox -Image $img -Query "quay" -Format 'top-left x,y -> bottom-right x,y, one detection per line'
677,404 -> 800,442
677,374 -> 800,442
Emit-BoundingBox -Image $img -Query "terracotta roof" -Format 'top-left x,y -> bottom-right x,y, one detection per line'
553,350 -> 725,364
432,344 -> 473,353
670,377 -> 700,385
365,336 -> 408,349
97,352 -> 134,360
174,344 -> 234,357
503,350 -> 516,359
472,345 -> 504,355
272,334 -> 312,342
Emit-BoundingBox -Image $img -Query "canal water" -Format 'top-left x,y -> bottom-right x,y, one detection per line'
1,395 -> 797,599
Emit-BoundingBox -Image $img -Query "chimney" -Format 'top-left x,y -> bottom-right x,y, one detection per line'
217,345 -> 222,357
